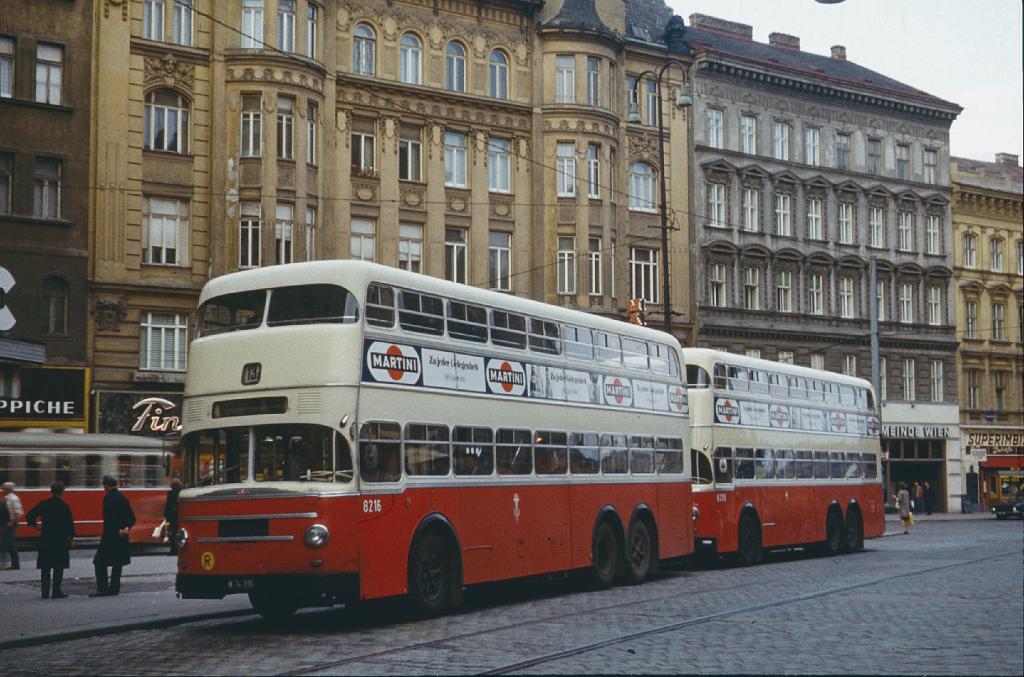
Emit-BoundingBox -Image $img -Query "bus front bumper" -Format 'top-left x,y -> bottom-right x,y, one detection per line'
176,573 -> 359,603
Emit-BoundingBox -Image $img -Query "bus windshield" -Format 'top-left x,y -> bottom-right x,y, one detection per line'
196,284 -> 359,337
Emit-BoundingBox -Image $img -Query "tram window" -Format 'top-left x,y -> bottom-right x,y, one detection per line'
769,372 -> 788,398
491,311 -> 527,350
713,363 -> 728,389
686,364 -> 709,388
196,289 -> 266,337
569,432 -> 600,474
594,332 -> 622,366
844,452 -> 861,479
117,454 -> 133,486
727,366 -> 749,392
839,385 -> 855,407
85,454 -> 103,487
713,447 -> 734,483
267,284 -> 358,326
398,290 -> 445,335
447,301 -> 488,343
564,326 -> 594,361
789,376 -> 807,399
656,438 -> 685,475
628,435 -> 655,474
795,451 -> 814,479
650,343 -> 672,375
453,427 -> 494,476
813,451 -> 830,479
621,338 -> 649,370
365,283 -> 395,327
496,428 -> 532,475
862,452 -> 878,479
690,449 -> 712,483
55,454 -> 74,488
144,455 -> 161,487
599,433 -> 628,474
534,431 -> 568,474
749,370 -> 769,395
734,447 -> 755,480
775,449 -> 796,479
754,448 -> 774,480
404,424 -> 451,476
529,319 -> 562,356
25,455 -> 46,488
359,421 -> 402,482
829,451 -> 845,479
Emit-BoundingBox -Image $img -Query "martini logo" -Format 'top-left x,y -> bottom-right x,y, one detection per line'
367,342 -> 421,385
830,411 -> 847,433
769,404 -> 791,428
603,376 -> 633,407
486,358 -> 526,396
669,386 -> 688,413
715,398 -> 739,424
867,415 -> 880,436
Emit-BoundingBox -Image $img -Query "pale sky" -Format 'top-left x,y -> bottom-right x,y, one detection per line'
667,0 -> 1024,164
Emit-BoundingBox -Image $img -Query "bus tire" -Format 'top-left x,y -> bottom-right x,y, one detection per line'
736,513 -> 763,566
588,521 -> 619,589
409,532 -> 451,618
844,507 -> 864,552
823,507 -> 844,556
624,518 -> 653,585
248,588 -> 298,622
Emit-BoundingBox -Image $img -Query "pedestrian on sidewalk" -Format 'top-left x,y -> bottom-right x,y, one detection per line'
0,498 -> 10,568
91,475 -> 135,597
25,482 -> 75,599
897,481 -> 912,535
912,481 -> 924,514
2,482 -> 23,570
164,478 -> 181,555
924,481 -> 935,515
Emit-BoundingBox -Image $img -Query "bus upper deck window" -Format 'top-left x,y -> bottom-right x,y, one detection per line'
839,385 -> 855,407
365,283 -> 395,327
594,332 -> 621,367
621,338 -> 649,371
564,326 -> 594,361
267,284 -> 359,327
789,376 -> 807,399
528,318 -> 561,356
398,290 -> 444,335
749,370 -> 769,395
491,311 -> 526,350
447,301 -> 488,343
196,289 -> 266,337
727,365 -> 749,392
769,372 -> 788,397
686,364 -> 709,388
713,363 -> 727,389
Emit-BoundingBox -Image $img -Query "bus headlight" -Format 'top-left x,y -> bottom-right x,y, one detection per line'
692,506 -> 701,522
304,524 -> 330,549
175,527 -> 189,551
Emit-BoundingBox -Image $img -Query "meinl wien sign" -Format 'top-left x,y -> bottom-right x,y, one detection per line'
0,366 -> 89,427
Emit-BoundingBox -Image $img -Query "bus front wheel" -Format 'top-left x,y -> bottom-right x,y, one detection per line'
409,533 -> 451,617
624,519 -> 653,585
589,521 -> 619,589
736,513 -> 763,566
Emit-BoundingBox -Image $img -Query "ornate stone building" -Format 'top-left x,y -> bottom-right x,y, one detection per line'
951,153 -> 1023,508
683,14 -> 966,509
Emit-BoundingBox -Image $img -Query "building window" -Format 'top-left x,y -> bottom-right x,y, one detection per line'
839,276 -> 855,318
778,351 -> 794,365
990,238 -> 1004,272
836,133 -> 850,170
775,193 -> 792,236
995,372 -> 1006,411
925,215 -> 940,254
867,138 -> 881,174
140,312 -> 187,372
630,163 -> 656,212
869,207 -> 884,248
306,102 -> 317,165
898,282 -> 913,324
992,303 -> 1005,340
630,247 -> 658,304
350,218 -> 375,262
445,42 -> 466,92
897,211 -> 913,251
804,127 -> 819,165
586,56 -> 599,106
304,207 -> 316,261
743,267 -> 760,311
706,109 -> 723,148
808,273 -> 823,315
445,228 -> 467,284
0,153 -> 11,214
644,80 -> 658,126
40,277 -> 68,337
399,33 -> 421,85
588,237 -> 602,296
740,115 -> 756,154
144,0 -> 165,41
772,121 -> 789,160
489,232 -> 512,291
444,132 -> 467,188
1018,241 -> 1023,275
142,197 -> 188,266
746,349 -> 761,359
966,369 -> 979,409
556,143 -> 576,197
35,43 -> 63,105
351,130 -> 375,174
877,280 -> 887,322
557,237 -> 576,295
276,97 -> 294,160
705,183 -> 726,227
352,23 -> 375,76
33,157 -> 61,220
398,224 -> 422,273
930,360 -> 943,402
742,188 -> 759,231
240,94 -> 262,157
806,198 -> 822,240
964,300 -> 977,338
490,50 -> 509,99
305,3 -> 318,58
1,36 -> 13,99
924,149 -> 937,184
626,76 -> 638,118
775,270 -> 792,312
879,357 -> 887,400
144,89 -> 190,154
555,55 -> 575,103
239,202 -> 261,268
810,354 -> 824,371
709,263 -> 727,307
963,233 -> 976,268
896,144 -> 909,180
488,138 -> 511,193
274,203 -> 293,264
902,358 -> 915,400
587,144 -> 600,199
241,0 -> 264,49
277,0 -> 295,52
843,355 -> 857,377
399,133 -> 421,182
927,286 -> 942,325
838,203 -> 854,244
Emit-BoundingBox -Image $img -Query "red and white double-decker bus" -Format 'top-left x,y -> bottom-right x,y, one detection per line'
683,348 -> 884,565
176,261 -> 693,618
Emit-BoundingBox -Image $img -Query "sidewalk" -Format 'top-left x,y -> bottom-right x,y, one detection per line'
882,510 -> 993,523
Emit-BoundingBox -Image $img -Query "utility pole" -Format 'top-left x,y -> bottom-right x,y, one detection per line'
869,256 -> 880,414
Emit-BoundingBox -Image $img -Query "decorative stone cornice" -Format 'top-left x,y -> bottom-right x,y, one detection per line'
952,185 -> 1023,221
144,53 -> 195,97
226,64 -> 324,95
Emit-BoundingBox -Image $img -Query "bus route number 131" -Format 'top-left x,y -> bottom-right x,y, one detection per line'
363,498 -> 382,513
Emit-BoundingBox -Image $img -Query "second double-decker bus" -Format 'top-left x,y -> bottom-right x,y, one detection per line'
175,261 -> 693,618
683,348 -> 884,565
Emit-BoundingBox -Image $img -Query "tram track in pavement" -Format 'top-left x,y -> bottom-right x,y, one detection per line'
280,549 -> 1018,676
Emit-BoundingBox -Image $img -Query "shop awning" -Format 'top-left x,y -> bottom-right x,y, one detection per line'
981,456 -> 1024,469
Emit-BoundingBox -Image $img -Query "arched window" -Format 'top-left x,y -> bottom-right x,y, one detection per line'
629,162 -> 656,212
445,41 -> 465,92
353,23 -> 376,76
489,49 -> 508,99
40,276 -> 68,336
399,33 -> 421,85
144,89 -> 189,154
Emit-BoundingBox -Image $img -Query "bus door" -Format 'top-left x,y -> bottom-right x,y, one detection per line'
708,446 -> 736,549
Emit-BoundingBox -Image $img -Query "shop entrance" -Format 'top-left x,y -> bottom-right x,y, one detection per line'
883,438 -> 947,512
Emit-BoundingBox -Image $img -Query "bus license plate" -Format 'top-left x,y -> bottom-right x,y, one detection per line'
226,577 -> 255,591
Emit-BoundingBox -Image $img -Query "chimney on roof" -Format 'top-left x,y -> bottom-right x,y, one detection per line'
688,13 -> 753,41
831,45 -> 847,60
995,152 -> 1020,167
768,32 -> 800,51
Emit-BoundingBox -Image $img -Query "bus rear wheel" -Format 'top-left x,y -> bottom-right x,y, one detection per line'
823,508 -> 844,555
844,508 -> 864,552
624,519 -> 653,585
588,521 -> 619,589
248,587 -> 299,622
409,533 -> 451,618
736,513 -> 763,567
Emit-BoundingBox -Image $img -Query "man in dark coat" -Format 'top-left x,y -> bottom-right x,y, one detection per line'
25,482 -> 76,599
91,475 -> 135,596
163,478 -> 181,555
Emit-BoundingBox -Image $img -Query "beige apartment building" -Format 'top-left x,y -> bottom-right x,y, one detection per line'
951,153 -> 1024,509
